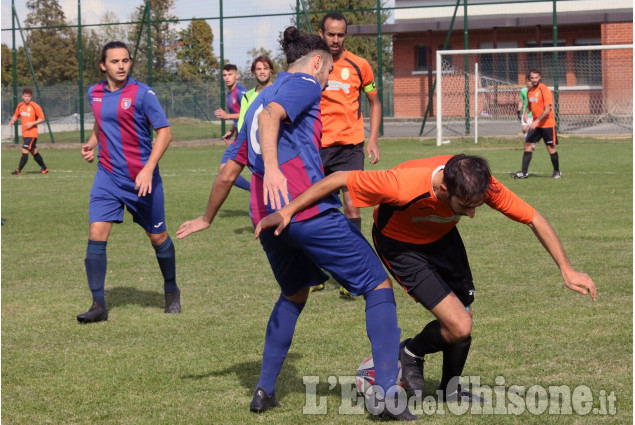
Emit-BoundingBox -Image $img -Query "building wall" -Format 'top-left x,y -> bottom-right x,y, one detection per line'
392,23 -> 633,118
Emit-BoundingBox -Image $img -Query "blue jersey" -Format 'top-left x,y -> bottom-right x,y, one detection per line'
227,83 -> 246,126
88,76 -> 169,181
237,71 -> 341,225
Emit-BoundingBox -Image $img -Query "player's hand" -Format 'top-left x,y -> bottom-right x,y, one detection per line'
563,270 -> 597,301
222,131 -> 234,145
516,110 -> 522,121
366,141 -> 380,164
81,144 -> 95,163
214,108 -> 227,119
176,216 -> 210,239
263,168 -> 289,211
254,211 -> 291,238
135,166 -> 154,197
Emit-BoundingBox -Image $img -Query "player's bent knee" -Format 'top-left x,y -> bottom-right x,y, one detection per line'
444,319 -> 472,343
285,286 -> 310,303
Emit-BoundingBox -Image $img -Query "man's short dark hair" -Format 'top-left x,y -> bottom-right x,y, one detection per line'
529,69 -> 541,76
251,55 -> 274,73
22,87 -> 33,96
223,63 -> 238,72
320,12 -> 347,32
443,154 -> 497,205
100,41 -> 131,64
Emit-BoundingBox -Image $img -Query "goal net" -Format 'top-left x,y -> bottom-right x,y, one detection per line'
435,45 -> 633,145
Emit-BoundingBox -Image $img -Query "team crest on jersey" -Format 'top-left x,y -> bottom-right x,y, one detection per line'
121,98 -> 132,110
341,67 -> 350,80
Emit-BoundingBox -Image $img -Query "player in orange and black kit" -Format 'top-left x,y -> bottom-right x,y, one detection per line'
256,154 -> 597,402
319,12 -> 381,232
8,87 -> 49,175
511,69 -> 561,179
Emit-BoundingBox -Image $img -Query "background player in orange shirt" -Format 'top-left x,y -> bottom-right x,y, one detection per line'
8,87 -> 49,175
511,69 -> 561,179
256,154 -> 596,402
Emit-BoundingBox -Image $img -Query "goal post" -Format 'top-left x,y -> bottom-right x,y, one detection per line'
435,44 -> 634,146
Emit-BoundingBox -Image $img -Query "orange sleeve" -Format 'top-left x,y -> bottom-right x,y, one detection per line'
346,169 -> 401,208
486,177 -> 536,224
13,103 -> 21,120
360,60 -> 377,96
33,102 -> 45,120
540,84 -> 553,106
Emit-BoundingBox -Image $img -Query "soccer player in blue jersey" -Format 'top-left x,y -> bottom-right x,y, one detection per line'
215,63 -> 250,191
77,41 -> 179,323
177,27 -> 417,421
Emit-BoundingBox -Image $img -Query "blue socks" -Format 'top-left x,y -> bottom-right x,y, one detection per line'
365,288 -> 401,397
153,236 -> 178,293
234,175 -> 250,191
85,240 -> 107,307
257,295 -> 305,395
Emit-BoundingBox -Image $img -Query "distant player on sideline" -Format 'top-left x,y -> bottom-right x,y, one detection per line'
8,87 -> 49,175
256,154 -> 597,401
215,63 -> 249,191
511,69 -> 561,179
77,41 -> 179,323
177,27 -> 417,421
517,73 -> 534,146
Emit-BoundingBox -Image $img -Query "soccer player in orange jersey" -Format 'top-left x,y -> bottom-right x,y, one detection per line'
256,154 -> 596,402
511,69 -> 561,179
8,87 -> 49,175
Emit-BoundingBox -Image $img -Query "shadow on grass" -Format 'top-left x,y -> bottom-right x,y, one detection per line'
181,353 -> 307,396
106,286 -> 163,310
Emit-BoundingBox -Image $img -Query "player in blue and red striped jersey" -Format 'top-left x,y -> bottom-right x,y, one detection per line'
77,41 -> 180,323
177,27 -> 417,421
215,63 -> 250,191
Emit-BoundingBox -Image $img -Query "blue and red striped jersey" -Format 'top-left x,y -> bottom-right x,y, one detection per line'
236,71 -> 341,226
226,83 -> 246,126
88,76 -> 169,181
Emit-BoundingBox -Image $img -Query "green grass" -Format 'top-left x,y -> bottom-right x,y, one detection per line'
2,137 -> 632,424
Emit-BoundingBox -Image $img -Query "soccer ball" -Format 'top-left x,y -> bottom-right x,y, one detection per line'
355,356 -> 403,398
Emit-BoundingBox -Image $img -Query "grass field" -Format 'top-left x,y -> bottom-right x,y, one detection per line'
1,136 -> 632,424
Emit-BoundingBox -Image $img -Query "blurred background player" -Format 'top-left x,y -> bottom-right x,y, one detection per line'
517,73 -> 534,148
77,41 -> 179,323
511,69 -> 561,179
215,63 -> 249,191
8,87 -> 49,175
314,12 -> 381,297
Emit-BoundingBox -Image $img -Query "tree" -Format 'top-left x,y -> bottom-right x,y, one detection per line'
176,19 -> 219,82
128,0 -> 179,82
295,0 -> 393,77
24,0 -> 78,84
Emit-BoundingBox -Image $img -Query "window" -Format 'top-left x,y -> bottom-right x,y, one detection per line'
478,42 -> 518,82
574,39 -> 601,85
415,46 -> 428,71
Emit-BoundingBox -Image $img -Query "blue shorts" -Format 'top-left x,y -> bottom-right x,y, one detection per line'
258,209 -> 388,297
88,167 -> 167,234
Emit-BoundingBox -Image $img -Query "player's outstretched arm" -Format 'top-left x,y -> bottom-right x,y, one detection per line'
255,171 -> 351,238
366,93 -> 381,164
177,159 -> 244,239
528,210 -> 597,301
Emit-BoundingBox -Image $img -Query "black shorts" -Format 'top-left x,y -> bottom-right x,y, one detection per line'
320,143 -> 365,176
372,226 -> 474,310
526,126 -> 557,146
22,137 -> 37,150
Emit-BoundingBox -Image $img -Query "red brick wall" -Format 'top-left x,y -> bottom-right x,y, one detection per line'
392,23 -> 633,118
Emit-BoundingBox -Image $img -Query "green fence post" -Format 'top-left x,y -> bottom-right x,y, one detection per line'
78,0 -> 85,143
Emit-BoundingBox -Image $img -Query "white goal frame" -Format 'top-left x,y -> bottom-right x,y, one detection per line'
435,44 -> 634,146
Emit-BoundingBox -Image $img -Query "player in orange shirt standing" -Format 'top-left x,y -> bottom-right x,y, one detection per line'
511,69 -> 561,179
256,154 -> 597,402
316,12 -> 381,297
8,87 -> 49,175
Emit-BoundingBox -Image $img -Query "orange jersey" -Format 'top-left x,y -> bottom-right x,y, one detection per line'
346,155 -> 536,244
527,82 -> 556,128
320,50 -> 377,147
13,101 -> 44,138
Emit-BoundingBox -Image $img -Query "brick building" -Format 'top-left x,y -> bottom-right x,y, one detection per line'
351,0 -> 633,119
